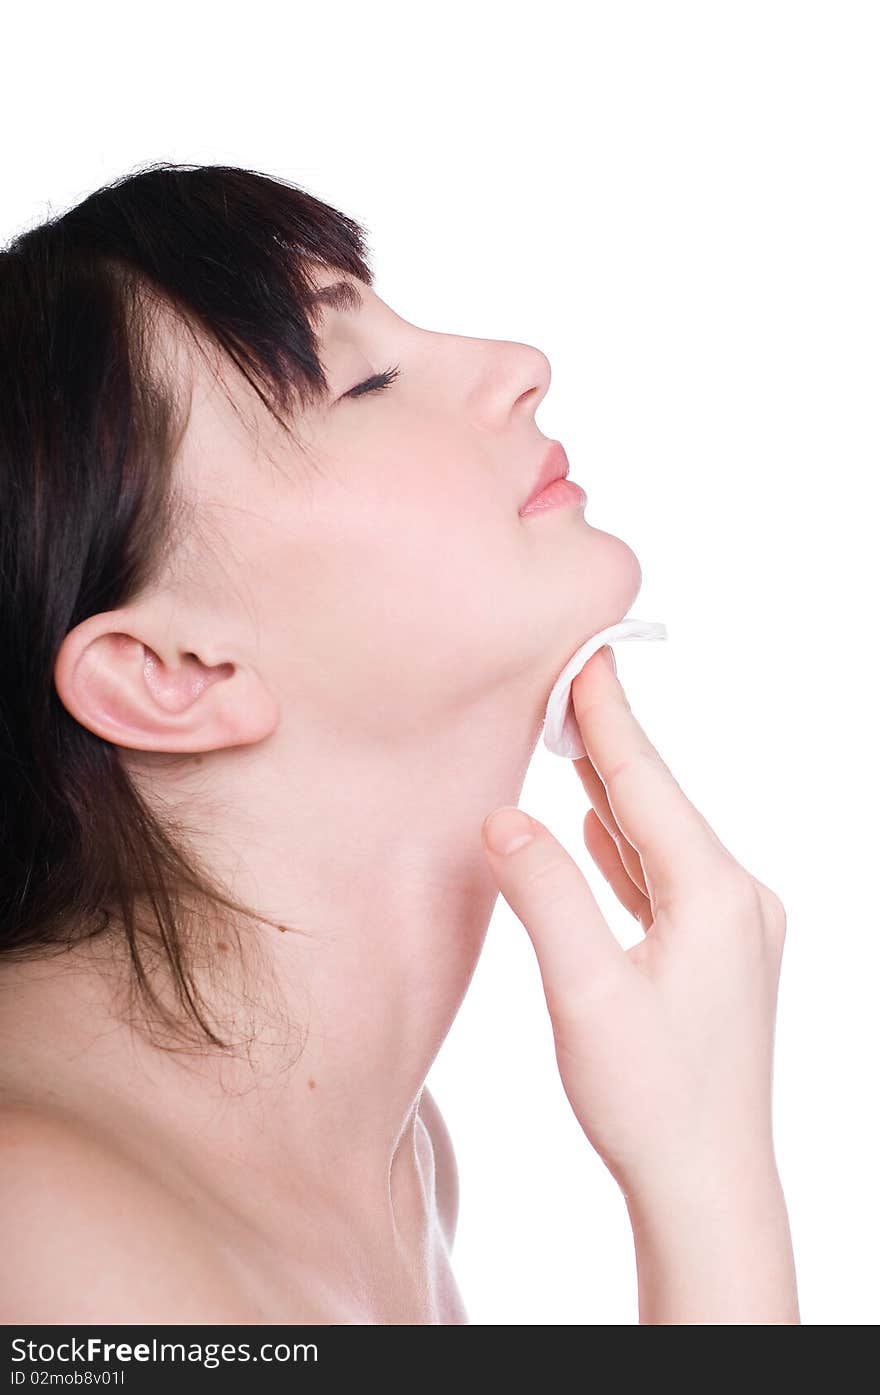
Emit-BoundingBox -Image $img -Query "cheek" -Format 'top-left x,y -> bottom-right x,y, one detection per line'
345,484 -> 518,644
247,429 -> 645,725
324,428 -> 511,606
281,458 -> 525,706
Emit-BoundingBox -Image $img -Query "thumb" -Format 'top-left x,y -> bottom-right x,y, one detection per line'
481,806 -> 626,1011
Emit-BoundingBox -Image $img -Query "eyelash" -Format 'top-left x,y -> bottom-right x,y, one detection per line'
341,363 -> 402,400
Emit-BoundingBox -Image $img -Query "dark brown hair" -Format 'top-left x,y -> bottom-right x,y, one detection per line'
0,161 -> 374,1052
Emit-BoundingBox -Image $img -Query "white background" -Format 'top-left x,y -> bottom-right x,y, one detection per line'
3,0 -> 877,1325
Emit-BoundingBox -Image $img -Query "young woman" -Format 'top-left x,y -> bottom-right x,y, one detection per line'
0,162 -> 798,1325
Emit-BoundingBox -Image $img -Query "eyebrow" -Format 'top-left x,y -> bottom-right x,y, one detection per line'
304,279 -> 364,320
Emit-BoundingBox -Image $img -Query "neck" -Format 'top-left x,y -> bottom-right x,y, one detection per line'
3,664 -> 548,1227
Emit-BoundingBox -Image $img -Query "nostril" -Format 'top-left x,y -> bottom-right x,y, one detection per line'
514,383 -> 541,408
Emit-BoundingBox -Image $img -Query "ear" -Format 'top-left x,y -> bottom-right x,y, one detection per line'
53,608 -> 280,753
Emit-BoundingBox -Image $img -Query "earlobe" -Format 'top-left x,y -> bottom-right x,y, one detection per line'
53,611 -> 279,754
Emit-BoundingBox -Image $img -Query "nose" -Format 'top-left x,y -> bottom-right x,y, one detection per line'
468,340 -> 552,430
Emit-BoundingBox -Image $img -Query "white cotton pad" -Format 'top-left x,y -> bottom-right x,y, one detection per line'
542,618 -> 668,759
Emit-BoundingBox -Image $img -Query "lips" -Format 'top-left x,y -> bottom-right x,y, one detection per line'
519,440 -> 571,515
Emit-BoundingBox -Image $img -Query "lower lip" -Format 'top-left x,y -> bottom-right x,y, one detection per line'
519,478 -> 588,517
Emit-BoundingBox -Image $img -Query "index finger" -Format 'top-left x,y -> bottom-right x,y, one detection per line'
570,650 -> 735,903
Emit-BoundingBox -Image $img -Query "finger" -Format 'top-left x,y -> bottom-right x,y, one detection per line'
481,806 -> 627,1015
573,751 -> 650,898
570,649 -> 734,904
583,809 -> 653,927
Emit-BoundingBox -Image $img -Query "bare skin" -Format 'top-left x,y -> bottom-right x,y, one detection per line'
482,648 -> 799,1323
0,1058 -> 462,1324
0,263 -> 796,1323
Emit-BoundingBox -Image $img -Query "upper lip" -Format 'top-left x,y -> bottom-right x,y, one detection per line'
519,440 -> 570,513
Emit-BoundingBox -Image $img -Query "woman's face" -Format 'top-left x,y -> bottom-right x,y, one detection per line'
173,262 -> 642,748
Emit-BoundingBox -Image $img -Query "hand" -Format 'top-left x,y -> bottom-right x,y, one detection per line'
480,645 -> 789,1210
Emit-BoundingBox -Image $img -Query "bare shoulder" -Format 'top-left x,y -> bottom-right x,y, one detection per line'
0,1104 -> 261,1324
417,1085 -> 460,1248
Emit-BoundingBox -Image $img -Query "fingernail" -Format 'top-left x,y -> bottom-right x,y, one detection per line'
483,807 -> 537,855
602,645 -> 617,674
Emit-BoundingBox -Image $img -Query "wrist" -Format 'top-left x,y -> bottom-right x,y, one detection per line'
622,1145 -> 784,1231
621,1153 -> 799,1324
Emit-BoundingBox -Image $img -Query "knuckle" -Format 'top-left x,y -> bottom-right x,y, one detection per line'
757,883 -> 788,936
603,742 -> 666,789
551,964 -> 625,1031
712,862 -> 757,905
693,864 -> 765,928
520,856 -> 571,895
715,869 -> 788,941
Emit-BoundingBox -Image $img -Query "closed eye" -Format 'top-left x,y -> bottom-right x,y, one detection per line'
339,364 -> 402,401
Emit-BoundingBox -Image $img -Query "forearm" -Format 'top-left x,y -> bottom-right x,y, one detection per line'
624,1158 -> 800,1325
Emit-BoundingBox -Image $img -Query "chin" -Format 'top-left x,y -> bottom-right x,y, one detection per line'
612,536 -> 644,613
567,526 -> 644,634
515,526 -> 646,682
